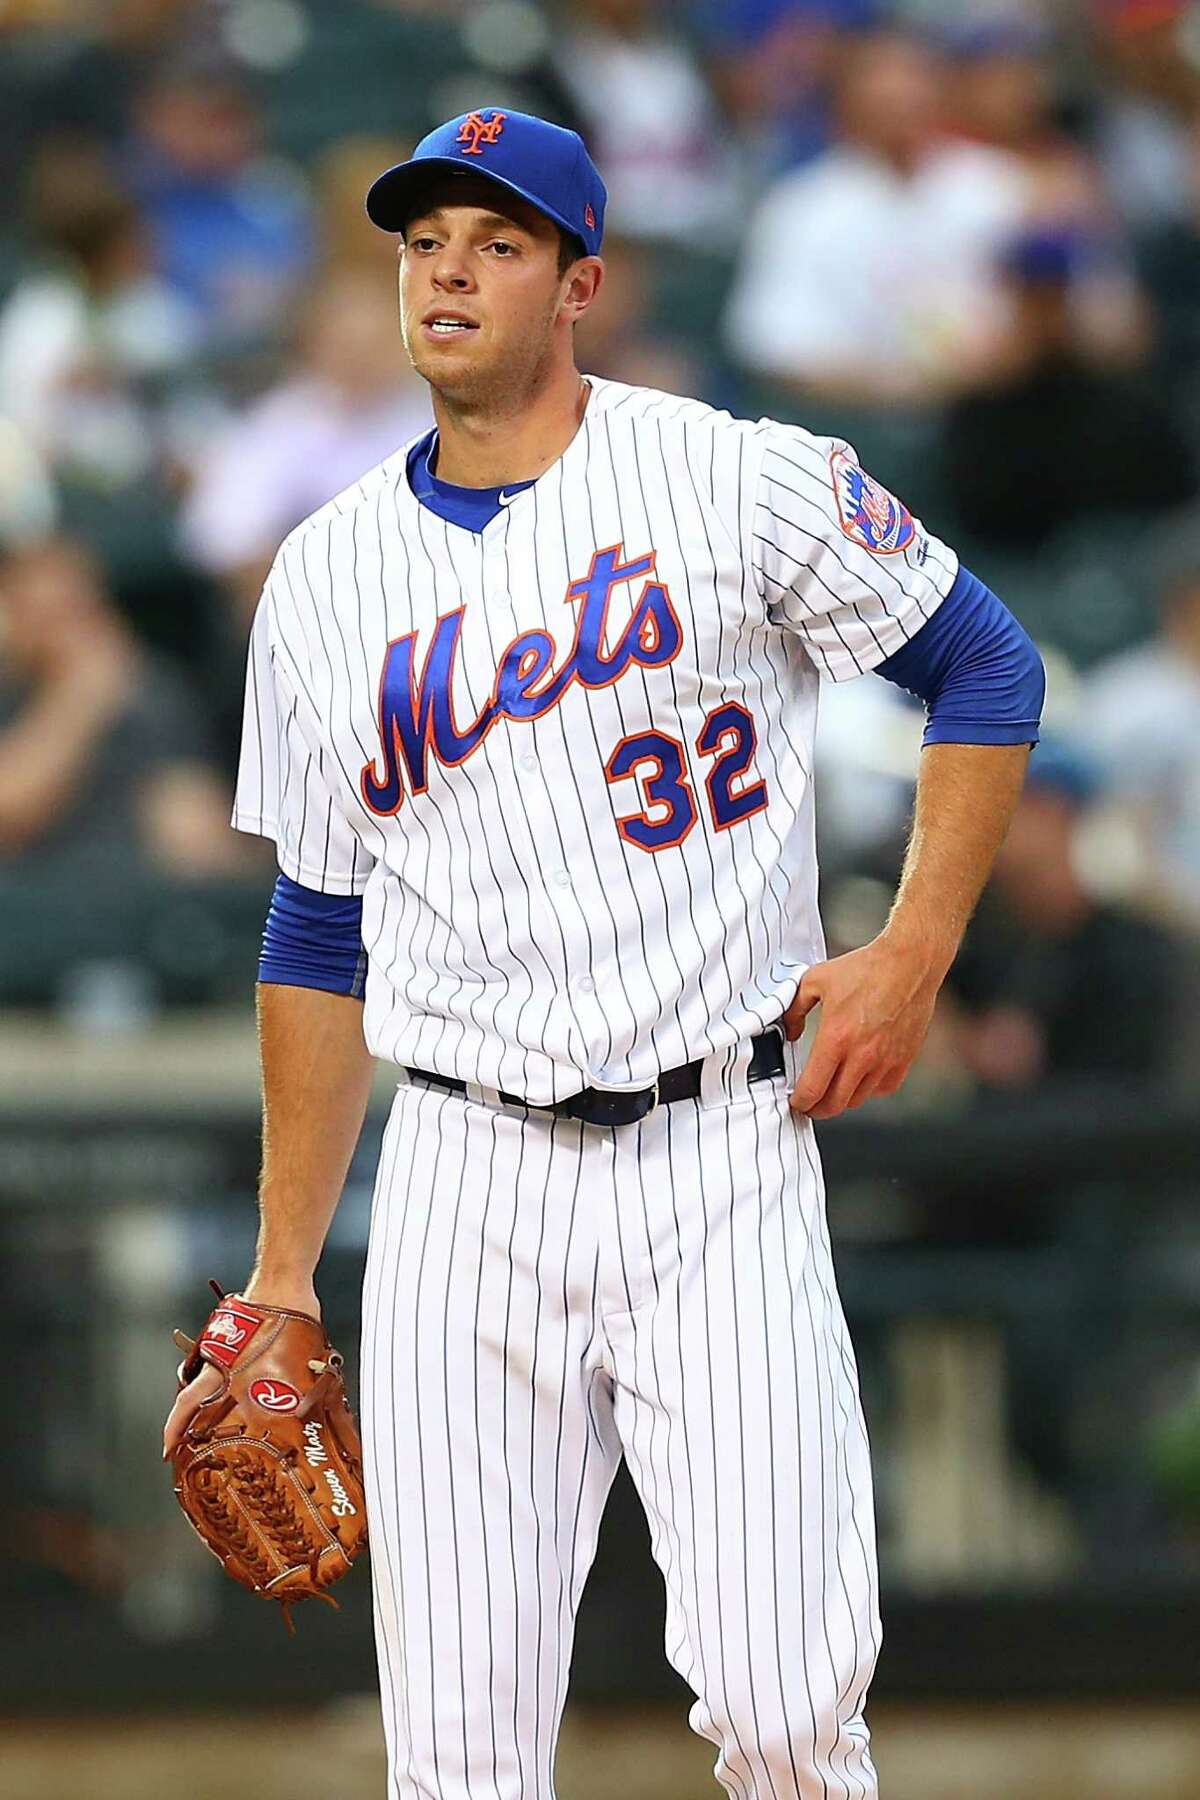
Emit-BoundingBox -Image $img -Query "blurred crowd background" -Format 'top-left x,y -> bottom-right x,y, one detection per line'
2,0 -> 1199,1073
2,2 -> 1199,1794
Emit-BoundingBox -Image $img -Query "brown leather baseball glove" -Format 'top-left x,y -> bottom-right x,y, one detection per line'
168,1283 -> 367,1629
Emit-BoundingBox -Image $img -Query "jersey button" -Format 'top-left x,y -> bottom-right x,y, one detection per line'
520,753 -> 537,773
553,868 -> 571,888
576,975 -> 595,995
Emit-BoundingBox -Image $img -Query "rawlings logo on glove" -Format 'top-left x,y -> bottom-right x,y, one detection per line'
250,1378 -> 302,1412
199,1301 -> 263,1365
168,1283 -> 367,1630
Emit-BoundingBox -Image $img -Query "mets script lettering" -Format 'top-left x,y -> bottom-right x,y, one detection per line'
361,545 -> 682,816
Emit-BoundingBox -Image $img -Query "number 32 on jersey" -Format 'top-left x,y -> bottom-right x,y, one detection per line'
605,701 -> 768,853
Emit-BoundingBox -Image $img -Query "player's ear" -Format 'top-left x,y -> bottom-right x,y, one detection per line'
560,256 -> 603,326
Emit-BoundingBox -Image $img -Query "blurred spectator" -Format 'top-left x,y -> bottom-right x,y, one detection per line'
700,0 -> 878,172
553,0 -> 739,242
0,419 -> 57,545
945,18 -> 1059,156
125,49 -> 314,347
942,224 -> 1197,550
724,28 -> 1030,407
0,536 -> 243,880
311,136 -> 415,274
0,143 -> 195,490
575,235 -> 702,396
1078,518 -> 1200,932
934,739 -> 1175,1092
180,265 -> 429,620
0,1 -> 212,219
1093,0 -> 1200,227
1136,114 -> 1200,402
813,674 -> 922,883
944,14 -> 1131,240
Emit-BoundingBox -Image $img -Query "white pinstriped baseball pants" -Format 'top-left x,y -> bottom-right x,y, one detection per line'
360,1050 -> 881,1800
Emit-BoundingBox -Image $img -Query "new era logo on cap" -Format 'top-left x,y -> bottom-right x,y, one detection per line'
366,108 -> 607,259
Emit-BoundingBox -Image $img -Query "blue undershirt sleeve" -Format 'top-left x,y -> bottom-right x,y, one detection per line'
875,565 -> 1045,746
258,872 -> 367,999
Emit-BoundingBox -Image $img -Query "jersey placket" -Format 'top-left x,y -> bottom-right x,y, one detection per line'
481,526 -> 622,1093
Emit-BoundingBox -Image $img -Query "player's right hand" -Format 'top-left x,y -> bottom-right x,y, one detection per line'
163,1360 -> 224,1460
162,1276 -> 321,1460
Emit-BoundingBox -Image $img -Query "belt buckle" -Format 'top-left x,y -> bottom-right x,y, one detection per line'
609,1080 -> 658,1126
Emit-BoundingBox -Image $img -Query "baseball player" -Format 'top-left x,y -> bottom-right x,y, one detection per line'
164,110 -> 1044,1798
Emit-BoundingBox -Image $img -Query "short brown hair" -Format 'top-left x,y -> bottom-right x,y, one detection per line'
558,230 -> 585,275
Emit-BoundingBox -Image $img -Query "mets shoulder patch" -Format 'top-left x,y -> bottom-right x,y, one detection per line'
829,448 -> 916,556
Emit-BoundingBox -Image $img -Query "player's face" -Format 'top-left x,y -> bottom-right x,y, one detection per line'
397,182 -> 595,409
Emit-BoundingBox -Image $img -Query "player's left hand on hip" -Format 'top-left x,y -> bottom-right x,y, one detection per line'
783,938 -> 942,1120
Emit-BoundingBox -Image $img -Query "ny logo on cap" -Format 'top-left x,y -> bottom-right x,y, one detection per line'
457,110 -> 507,155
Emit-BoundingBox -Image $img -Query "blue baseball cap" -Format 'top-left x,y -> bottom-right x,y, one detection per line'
366,108 -> 606,258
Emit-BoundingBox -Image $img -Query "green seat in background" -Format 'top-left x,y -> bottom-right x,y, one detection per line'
962,517 -> 1164,670
647,247 -> 735,357
260,1 -> 466,163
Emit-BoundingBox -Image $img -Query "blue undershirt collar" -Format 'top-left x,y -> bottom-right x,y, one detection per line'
406,428 -> 537,533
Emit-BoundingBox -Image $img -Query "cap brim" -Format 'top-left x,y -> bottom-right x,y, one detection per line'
366,157 -> 582,248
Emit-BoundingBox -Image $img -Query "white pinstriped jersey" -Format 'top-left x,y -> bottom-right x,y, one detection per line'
233,377 -> 958,1103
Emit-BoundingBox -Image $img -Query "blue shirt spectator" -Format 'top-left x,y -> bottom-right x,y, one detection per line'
125,52 -> 313,347
694,0 -> 879,170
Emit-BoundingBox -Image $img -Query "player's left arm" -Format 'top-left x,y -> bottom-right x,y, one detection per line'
786,568 -> 1045,1118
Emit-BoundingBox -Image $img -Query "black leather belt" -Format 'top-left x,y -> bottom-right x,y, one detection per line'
405,1028 -> 786,1128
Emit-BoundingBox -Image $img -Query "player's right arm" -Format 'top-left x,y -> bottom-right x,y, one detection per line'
164,573 -> 380,1456
163,979 -> 373,1456
246,979 -> 375,1313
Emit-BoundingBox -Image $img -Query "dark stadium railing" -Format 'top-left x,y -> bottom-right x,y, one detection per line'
2,1086 -> 1198,1711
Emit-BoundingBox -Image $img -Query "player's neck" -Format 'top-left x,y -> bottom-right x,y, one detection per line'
430,364 -> 590,490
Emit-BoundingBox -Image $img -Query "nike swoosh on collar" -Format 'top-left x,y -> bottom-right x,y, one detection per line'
498,489 -> 520,506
